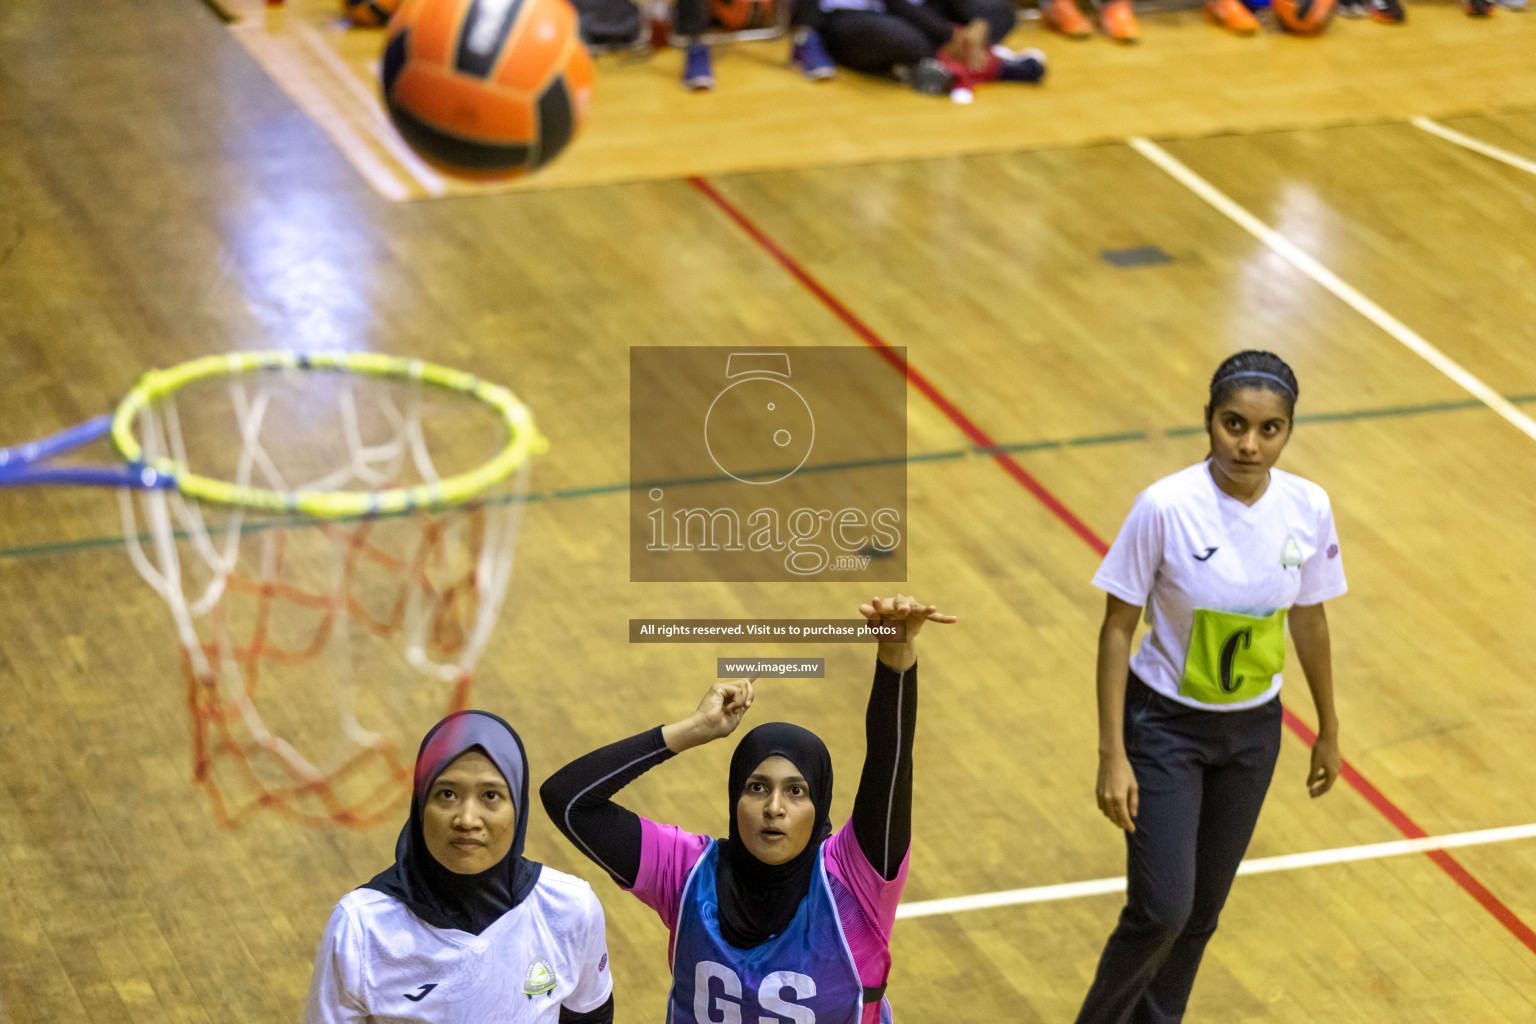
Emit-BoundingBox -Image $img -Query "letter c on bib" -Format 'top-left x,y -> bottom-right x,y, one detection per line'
758,971 -> 817,1024
1218,626 -> 1253,694
695,961 -> 743,1024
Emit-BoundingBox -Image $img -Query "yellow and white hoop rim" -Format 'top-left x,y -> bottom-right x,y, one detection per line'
111,350 -> 547,518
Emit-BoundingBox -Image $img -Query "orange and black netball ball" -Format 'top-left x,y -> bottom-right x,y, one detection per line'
1273,0 -> 1336,34
344,0 -> 401,28
381,0 -> 595,181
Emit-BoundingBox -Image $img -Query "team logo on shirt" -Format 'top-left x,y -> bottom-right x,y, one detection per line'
1281,536 -> 1302,569
523,957 -> 557,998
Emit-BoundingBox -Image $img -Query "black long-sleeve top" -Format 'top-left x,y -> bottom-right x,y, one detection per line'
541,658 -> 918,886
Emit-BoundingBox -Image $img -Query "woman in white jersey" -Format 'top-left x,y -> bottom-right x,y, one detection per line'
1074,350 -> 1346,1024
306,710 -> 615,1024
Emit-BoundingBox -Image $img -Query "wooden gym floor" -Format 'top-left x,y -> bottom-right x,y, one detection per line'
3,0 -> 1536,1021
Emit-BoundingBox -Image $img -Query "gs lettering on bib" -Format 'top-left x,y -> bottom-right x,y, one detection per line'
692,962 -> 819,1024
668,842 -> 870,1024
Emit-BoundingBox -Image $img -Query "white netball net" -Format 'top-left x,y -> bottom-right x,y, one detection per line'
118,368 -> 531,828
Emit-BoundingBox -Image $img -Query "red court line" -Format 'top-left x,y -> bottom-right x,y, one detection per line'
1283,708 -> 1536,953
685,176 -> 1106,555
687,174 -> 1536,958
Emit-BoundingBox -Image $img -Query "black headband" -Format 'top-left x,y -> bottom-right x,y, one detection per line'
1213,370 -> 1296,399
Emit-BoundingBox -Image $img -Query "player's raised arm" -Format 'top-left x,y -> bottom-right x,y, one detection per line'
661,678 -> 757,753
848,595 -> 955,880
540,679 -> 756,891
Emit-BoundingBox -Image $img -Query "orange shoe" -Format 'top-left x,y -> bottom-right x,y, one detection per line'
1043,0 -> 1094,37
1205,0 -> 1259,33
1100,0 -> 1140,41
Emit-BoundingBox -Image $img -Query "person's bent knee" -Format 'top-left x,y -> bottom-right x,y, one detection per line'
1128,896 -> 1194,947
972,0 -> 1018,42
1176,904 -> 1224,945
822,19 -> 931,75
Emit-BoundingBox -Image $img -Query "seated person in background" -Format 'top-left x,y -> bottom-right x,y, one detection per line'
1336,0 -> 1406,22
1043,0 -> 1256,38
1040,0 -> 1138,44
1342,0 -> 1507,18
813,0 -> 1047,95
676,0 -> 838,90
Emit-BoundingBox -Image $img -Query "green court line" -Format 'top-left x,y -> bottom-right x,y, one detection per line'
0,534 -> 130,560
985,430 -> 1152,454
4,392 -> 1534,562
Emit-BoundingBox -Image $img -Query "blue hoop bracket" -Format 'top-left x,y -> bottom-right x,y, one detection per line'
0,416 -> 174,490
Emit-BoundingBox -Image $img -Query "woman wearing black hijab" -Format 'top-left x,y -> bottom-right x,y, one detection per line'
305,710 -> 615,1023
541,595 -> 954,1024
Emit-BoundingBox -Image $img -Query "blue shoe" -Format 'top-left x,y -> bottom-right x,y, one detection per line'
995,46 -> 1047,84
683,43 -> 714,91
791,30 -> 836,82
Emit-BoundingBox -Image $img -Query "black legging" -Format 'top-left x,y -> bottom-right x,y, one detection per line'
820,0 -> 1017,76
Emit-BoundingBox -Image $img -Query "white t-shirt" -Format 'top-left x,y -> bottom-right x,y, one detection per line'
1092,462 -> 1347,711
305,867 -> 612,1024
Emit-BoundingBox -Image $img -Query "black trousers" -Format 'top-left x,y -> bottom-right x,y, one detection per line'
1074,673 -> 1283,1024
820,0 -> 1018,75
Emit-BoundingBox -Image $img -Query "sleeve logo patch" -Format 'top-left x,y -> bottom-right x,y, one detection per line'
1327,543 -> 1339,559
598,953 -> 608,972
524,957 -> 558,998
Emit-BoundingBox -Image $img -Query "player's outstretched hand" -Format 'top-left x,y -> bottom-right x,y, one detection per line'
858,594 -> 958,642
664,679 -> 755,753
861,594 -> 956,671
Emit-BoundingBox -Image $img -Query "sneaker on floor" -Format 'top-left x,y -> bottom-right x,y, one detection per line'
1494,0 -> 1524,11
683,42 -> 715,91
1366,0 -> 1405,21
1099,0 -> 1140,41
995,46 -> 1048,82
905,57 -> 955,95
1337,0 -> 1367,15
1042,0 -> 1094,37
791,30 -> 837,81
1461,0 -> 1494,14
1205,0 -> 1260,33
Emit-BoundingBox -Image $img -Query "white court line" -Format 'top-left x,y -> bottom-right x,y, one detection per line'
1127,136 -> 1536,444
291,21 -> 451,198
895,822 -> 1536,921
1412,116 -> 1536,178
230,23 -> 412,203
